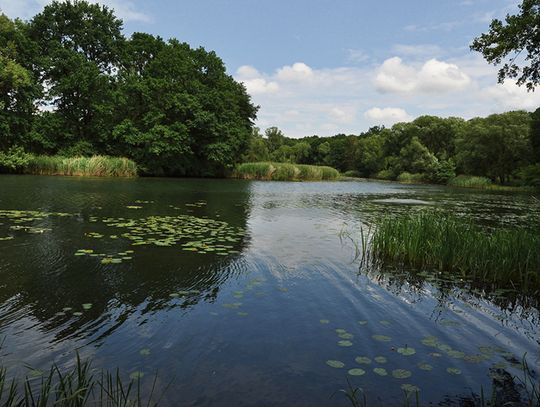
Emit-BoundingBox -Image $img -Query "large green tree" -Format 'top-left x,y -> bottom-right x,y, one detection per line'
471,0 -> 540,90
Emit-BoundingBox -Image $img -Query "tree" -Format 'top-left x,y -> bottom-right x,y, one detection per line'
471,0 -> 540,90
265,127 -> 285,153
530,107 -> 540,161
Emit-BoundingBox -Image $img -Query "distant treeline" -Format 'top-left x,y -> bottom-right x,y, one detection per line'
243,111 -> 540,187
0,1 -> 257,176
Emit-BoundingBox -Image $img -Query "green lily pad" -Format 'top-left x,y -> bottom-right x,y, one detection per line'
397,347 -> 416,356
355,356 -> 371,365
372,335 -> 391,342
237,312 -> 248,316
139,348 -> 150,356
358,320 -> 368,325
448,350 -> 465,359
392,369 -> 412,379
82,303 -> 92,310
417,363 -> 433,371
374,356 -> 387,364
129,371 -> 144,380
421,336 -> 438,347
373,368 -> 388,376
347,368 -> 366,376
338,333 -> 354,340
326,360 -> 345,368
401,384 -> 420,394
338,340 -> 353,347
73,312 -> 83,317
335,329 -> 347,334
379,320 -> 391,326
429,353 -> 442,358
446,367 -> 461,375
320,319 -> 330,324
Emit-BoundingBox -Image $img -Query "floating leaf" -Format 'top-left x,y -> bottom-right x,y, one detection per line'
358,321 -> 368,326
335,329 -> 347,334
379,320 -> 391,326
130,371 -> 144,380
372,335 -> 391,342
392,369 -> 412,379
374,356 -> 387,364
139,348 -> 150,356
326,360 -> 345,368
355,357 -> 371,365
348,368 -> 366,376
373,368 -> 388,376
338,340 -> 353,347
237,312 -> 249,316
446,367 -> 461,375
417,363 -> 433,371
448,350 -> 465,359
421,336 -> 438,347
320,319 -> 330,324
73,312 -> 83,317
82,303 -> 93,310
338,333 -> 354,340
401,384 -> 420,394
429,353 -> 442,358
397,347 -> 416,356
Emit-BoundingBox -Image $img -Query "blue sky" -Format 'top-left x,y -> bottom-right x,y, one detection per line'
2,0 -> 538,137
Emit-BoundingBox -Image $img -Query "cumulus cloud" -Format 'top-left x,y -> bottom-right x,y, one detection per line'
375,57 -> 471,93
0,0 -> 151,22
364,107 -> 413,125
484,81 -> 540,110
236,65 -> 279,95
276,62 -> 314,82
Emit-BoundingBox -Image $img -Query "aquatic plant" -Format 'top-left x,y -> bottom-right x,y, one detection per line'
447,175 -> 492,189
23,155 -> 138,177
0,354 -> 166,406
233,162 -> 339,181
369,212 -> 540,295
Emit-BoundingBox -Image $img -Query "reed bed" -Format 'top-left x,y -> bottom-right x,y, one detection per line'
370,212 -> 540,293
24,156 -> 138,177
447,175 -> 493,189
234,162 -> 339,181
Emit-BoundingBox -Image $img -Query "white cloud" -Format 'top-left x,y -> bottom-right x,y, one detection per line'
392,44 -> 443,57
276,63 -> 314,82
236,65 -> 279,95
347,49 -> 370,63
364,107 -> 413,125
484,81 -> 540,110
0,0 -> 150,22
375,57 -> 471,93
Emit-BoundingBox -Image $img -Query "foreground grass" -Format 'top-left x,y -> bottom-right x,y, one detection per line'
369,212 -> 540,294
0,355 -> 164,406
24,156 -> 138,177
234,162 -> 340,181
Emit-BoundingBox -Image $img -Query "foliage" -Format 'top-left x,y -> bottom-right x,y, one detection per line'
397,172 -> 425,184
234,162 -> 339,181
447,175 -> 493,189
0,146 -> 33,172
471,0 -> 540,90
370,212 -> 540,295
24,155 -> 138,177
519,164 -> 540,187
0,2 -> 257,177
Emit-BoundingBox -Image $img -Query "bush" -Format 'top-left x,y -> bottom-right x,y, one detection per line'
397,172 -> 425,184
343,170 -> 362,178
233,162 -> 339,181
518,164 -> 540,187
0,146 -> 34,173
447,175 -> 492,188
375,169 -> 395,180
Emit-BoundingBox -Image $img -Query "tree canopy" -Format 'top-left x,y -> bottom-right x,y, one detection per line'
0,0 -> 257,176
471,0 -> 540,90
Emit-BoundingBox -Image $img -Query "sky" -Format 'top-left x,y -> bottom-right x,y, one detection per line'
1,0 -> 539,138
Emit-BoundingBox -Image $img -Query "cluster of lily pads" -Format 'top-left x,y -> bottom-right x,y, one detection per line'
0,209 -> 71,240
75,249 -> 134,264
55,303 -> 93,318
322,318 -> 520,395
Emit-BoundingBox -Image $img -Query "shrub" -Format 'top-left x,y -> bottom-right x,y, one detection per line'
0,146 -> 34,173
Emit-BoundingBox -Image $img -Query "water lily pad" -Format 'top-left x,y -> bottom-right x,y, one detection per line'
73,312 -> 83,317
335,329 -> 347,334
326,360 -> 345,368
429,353 -> 442,358
82,303 -> 92,310
27,369 -> 44,378
373,368 -> 388,376
355,357 -> 371,365
448,350 -> 465,359
338,340 -> 353,347
338,333 -> 354,340
237,312 -> 249,316
358,320 -> 368,326
374,356 -> 387,364
392,369 -> 412,379
417,363 -> 433,371
320,319 -> 330,324
379,320 -> 391,326
446,367 -> 461,375
139,348 -> 150,356
397,347 -> 416,356
372,335 -> 391,342
348,368 -> 366,376
421,336 -> 438,347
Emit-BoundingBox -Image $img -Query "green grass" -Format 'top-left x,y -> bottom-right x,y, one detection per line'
397,172 -> 426,184
0,355 -> 166,406
24,156 -> 138,177
234,162 -> 339,181
369,212 -> 540,294
447,175 -> 493,188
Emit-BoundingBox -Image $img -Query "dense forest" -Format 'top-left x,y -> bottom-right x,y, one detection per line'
243,111 -> 540,186
1,1 -> 539,185
0,1 -> 257,176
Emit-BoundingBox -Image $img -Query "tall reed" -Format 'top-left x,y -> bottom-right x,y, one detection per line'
234,162 -> 339,181
370,212 -> 540,293
24,156 -> 138,177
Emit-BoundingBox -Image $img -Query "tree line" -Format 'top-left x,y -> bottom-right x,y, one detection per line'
243,111 -> 540,186
0,1 -> 257,176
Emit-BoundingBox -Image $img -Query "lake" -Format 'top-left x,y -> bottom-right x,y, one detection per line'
0,175 -> 539,406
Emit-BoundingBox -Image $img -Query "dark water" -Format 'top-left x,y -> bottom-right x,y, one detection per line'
0,175 -> 539,406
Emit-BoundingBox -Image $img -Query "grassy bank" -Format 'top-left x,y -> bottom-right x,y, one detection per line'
234,162 -> 340,181
369,212 -> 540,294
0,149 -> 138,177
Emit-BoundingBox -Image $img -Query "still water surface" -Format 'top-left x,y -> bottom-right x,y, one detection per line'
0,175 -> 539,406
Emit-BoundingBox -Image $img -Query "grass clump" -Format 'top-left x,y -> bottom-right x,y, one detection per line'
234,162 -> 339,181
0,355 -> 165,406
370,212 -> 540,294
447,175 -> 493,189
397,172 -> 425,184
25,156 -> 138,177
